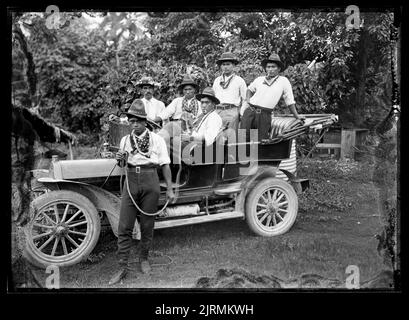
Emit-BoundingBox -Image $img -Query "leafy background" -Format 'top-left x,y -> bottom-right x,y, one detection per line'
13,10 -> 394,144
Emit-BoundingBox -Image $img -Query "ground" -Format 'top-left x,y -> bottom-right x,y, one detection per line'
24,155 -> 392,289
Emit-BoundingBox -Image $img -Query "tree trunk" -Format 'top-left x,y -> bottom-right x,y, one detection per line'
354,28 -> 370,126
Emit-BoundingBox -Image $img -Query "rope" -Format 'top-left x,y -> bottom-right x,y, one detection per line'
99,163 -> 118,188
68,141 -> 74,160
124,166 -> 170,216
98,160 -> 172,216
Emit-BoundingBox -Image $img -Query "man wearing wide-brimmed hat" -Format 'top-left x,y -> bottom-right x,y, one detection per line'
212,52 -> 247,132
136,76 -> 166,123
157,75 -> 203,164
109,99 -> 175,285
160,87 -> 222,165
154,74 -> 202,131
240,53 -> 305,141
181,87 -> 223,147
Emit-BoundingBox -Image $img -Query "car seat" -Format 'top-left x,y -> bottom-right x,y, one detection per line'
270,116 -> 301,139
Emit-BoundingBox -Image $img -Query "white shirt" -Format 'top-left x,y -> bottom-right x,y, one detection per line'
248,75 -> 295,110
159,96 -> 202,120
212,74 -> 247,106
119,130 -> 170,166
191,110 -> 223,146
141,97 -> 166,121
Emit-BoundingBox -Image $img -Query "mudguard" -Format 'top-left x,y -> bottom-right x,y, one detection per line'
235,165 -> 280,213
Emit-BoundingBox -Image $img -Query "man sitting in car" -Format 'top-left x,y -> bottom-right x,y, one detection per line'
155,75 -> 202,143
153,74 -> 202,130
159,87 -> 223,164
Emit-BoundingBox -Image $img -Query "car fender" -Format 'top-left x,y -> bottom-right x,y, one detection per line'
37,178 -> 121,237
235,165 -> 279,213
278,169 -> 309,194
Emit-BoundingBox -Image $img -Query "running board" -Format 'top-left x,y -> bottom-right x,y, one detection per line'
214,182 -> 242,195
154,211 -> 245,229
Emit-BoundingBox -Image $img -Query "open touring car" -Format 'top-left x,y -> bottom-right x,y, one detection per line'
24,114 -> 338,268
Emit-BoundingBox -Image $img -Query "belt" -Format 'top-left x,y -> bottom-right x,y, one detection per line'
217,103 -> 238,110
249,103 -> 272,114
127,164 -> 157,173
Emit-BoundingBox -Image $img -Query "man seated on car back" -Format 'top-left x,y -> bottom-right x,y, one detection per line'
158,87 -> 223,164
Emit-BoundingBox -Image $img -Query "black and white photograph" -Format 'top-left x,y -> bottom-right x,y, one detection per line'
9,4 -> 401,297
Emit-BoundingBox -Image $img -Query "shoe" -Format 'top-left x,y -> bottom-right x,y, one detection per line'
140,259 -> 151,274
108,268 -> 128,285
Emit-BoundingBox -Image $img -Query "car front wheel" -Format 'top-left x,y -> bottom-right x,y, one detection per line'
24,190 -> 101,269
245,178 -> 298,237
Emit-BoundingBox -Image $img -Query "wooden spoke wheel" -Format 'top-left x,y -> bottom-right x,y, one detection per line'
24,190 -> 101,268
245,178 -> 298,236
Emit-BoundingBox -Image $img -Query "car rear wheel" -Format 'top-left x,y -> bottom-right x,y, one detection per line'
245,178 -> 298,237
24,190 -> 101,269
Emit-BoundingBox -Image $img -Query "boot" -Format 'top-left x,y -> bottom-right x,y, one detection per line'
109,260 -> 129,285
140,258 -> 151,274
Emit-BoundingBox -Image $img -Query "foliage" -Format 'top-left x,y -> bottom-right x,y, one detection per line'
13,10 -> 395,143
26,15 -> 113,136
279,64 -> 327,113
145,12 -> 224,66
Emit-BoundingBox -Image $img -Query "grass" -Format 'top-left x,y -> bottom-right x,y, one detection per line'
53,173 -> 385,289
28,151 -> 390,288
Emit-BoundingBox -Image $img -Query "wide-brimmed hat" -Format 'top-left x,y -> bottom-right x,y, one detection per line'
261,53 -> 284,70
121,99 -> 147,119
196,87 -> 220,105
135,76 -> 156,88
177,75 -> 199,92
216,52 -> 239,66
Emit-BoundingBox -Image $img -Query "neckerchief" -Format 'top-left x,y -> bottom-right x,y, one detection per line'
219,74 -> 235,89
192,110 -> 213,131
263,75 -> 280,87
130,129 -> 151,157
182,97 -> 199,116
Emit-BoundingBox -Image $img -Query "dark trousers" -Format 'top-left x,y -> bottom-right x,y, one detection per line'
117,169 -> 160,265
240,104 -> 272,140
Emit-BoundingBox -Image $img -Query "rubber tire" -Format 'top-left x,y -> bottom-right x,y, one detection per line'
23,190 -> 101,269
245,178 -> 298,237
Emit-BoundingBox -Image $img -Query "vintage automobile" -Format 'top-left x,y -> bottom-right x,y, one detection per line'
24,114 -> 338,268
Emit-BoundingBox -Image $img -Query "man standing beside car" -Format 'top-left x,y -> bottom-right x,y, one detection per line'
109,100 -> 175,285
240,53 -> 305,141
